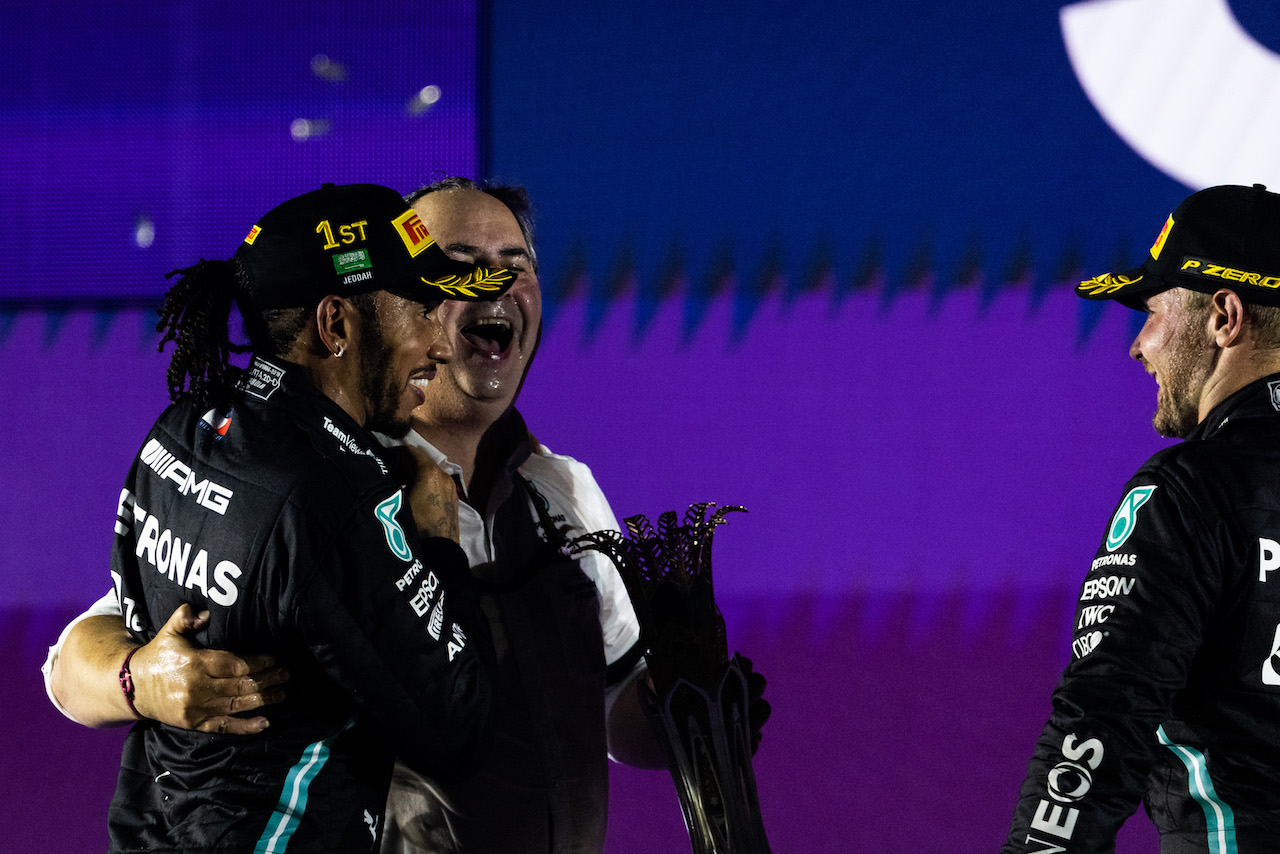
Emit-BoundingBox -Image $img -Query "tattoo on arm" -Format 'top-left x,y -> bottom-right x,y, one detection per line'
414,490 -> 459,541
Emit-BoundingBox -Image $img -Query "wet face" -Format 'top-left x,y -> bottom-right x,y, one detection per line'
410,189 -> 541,427
357,291 -> 448,438
1129,288 -> 1215,438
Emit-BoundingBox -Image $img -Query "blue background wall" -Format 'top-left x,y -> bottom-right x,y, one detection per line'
10,0 -> 1280,849
1,0 -> 481,303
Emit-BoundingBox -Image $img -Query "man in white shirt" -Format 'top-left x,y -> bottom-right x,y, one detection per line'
46,177 -> 663,854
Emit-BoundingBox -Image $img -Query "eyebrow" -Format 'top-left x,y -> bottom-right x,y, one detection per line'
443,242 -> 530,263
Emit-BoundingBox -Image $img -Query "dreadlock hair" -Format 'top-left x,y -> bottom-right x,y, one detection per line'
155,258 -> 252,408
235,254 -> 313,361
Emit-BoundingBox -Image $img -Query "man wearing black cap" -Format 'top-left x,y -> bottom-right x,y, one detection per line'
87,183 -> 512,852
1004,184 -> 1280,852
46,178 -> 672,853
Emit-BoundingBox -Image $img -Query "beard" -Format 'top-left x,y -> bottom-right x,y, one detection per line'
1153,381 -> 1200,438
1151,320 -> 1213,439
359,320 -> 413,439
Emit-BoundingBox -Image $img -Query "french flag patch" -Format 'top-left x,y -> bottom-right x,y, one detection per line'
199,408 -> 233,440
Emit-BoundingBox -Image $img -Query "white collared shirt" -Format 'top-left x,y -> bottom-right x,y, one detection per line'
392,429 -> 640,670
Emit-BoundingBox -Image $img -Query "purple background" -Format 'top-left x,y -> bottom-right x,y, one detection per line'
5,290 -> 1165,850
17,0 -> 1280,849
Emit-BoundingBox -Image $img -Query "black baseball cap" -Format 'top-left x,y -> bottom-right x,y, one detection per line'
1077,184 -> 1280,309
236,183 -> 515,310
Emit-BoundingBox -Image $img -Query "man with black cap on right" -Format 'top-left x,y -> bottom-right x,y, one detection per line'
1003,184 -> 1280,852
100,183 -> 513,852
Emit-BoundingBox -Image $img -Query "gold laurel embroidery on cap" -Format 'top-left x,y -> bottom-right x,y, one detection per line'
423,267 -> 516,298
1077,272 -> 1143,296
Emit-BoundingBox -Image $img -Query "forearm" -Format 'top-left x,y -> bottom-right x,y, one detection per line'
606,666 -> 667,769
50,615 -> 140,728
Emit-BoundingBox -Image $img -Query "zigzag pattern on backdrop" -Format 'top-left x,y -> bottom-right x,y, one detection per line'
539,231 -> 1147,345
0,234 -> 1148,349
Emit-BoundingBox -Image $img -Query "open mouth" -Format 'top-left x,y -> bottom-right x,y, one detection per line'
409,367 -> 436,392
461,317 -> 514,358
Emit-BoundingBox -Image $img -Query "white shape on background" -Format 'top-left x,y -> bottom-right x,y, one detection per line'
311,54 -> 347,82
407,84 -> 442,116
133,215 -> 155,249
1062,0 -> 1280,190
290,118 -> 332,141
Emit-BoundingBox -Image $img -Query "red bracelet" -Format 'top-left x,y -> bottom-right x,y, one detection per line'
118,647 -> 142,719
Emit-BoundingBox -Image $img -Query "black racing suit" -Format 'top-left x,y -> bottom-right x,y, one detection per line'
1004,375 -> 1280,853
106,356 -> 495,854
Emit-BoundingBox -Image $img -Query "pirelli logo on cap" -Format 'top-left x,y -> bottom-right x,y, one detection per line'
1149,214 -> 1173,260
392,210 -> 435,257
244,225 -> 262,245
1180,257 -> 1280,290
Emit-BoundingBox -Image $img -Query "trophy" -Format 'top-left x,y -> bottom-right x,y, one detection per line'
572,503 -> 771,854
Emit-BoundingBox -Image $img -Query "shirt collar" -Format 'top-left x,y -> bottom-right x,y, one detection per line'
398,429 -> 464,479
1188,372 -> 1280,441
393,408 -> 534,511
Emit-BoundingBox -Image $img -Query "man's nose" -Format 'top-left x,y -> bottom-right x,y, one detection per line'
426,315 -> 453,362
